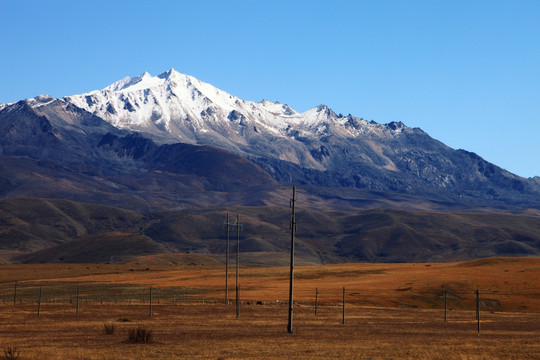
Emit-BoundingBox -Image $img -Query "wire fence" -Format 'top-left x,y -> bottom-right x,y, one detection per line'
0,282 -> 206,307
1,282 -> 538,313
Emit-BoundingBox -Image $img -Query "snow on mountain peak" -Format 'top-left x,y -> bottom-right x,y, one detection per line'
62,68 -> 396,160
258,100 -> 297,116
103,71 -> 158,92
157,68 -> 181,80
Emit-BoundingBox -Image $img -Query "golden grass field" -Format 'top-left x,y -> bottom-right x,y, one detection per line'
0,257 -> 538,359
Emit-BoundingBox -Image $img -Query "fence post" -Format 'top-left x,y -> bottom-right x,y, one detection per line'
476,289 -> 480,334
149,287 -> 153,317
38,286 -> 43,316
315,288 -> 318,316
236,285 -> 240,320
444,290 -> 447,323
76,286 -> 80,315
342,287 -> 346,325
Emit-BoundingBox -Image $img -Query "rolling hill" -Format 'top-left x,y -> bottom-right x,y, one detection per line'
2,197 -> 539,264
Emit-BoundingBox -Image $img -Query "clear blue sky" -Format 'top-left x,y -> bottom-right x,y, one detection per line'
1,0 -> 539,177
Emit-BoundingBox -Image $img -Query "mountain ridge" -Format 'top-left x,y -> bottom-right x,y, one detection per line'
57,69 -> 540,207
2,69 -> 540,210
1,69 -> 540,263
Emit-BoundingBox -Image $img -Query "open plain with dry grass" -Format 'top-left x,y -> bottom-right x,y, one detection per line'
0,257 -> 538,359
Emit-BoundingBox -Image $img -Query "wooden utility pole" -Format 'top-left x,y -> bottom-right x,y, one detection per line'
225,213 -> 230,305
235,214 -> 240,319
287,185 -> 296,334
13,281 -> 17,307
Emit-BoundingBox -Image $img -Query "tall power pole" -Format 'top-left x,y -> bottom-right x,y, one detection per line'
225,213 -> 230,305
287,185 -> 296,334
225,213 -> 242,311
236,214 -> 240,319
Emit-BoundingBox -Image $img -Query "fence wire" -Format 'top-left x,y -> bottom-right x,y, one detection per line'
1,282 -> 538,313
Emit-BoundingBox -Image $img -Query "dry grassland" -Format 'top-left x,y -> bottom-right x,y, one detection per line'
0,257 -> 538,359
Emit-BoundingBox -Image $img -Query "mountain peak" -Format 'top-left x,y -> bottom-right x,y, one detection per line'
102,71 -> 167,93
305,104 -> 336,119
6,68 -> 540,214
316,104 -> 329,112
157,68 -> 182,80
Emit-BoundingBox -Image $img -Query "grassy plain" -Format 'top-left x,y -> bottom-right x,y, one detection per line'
0,257 -> 538,359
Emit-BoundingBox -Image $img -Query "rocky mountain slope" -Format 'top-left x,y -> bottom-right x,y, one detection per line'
59,69 -> 540,207
1,69 -> 540,264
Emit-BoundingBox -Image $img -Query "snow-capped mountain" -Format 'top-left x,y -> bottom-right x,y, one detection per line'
61,68 -> 540,206
2,68 -> 540,209
2,68 -> 540,264
65,69 -> 414,171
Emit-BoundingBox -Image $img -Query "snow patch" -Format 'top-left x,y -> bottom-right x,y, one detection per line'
58,68 -> 410,170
